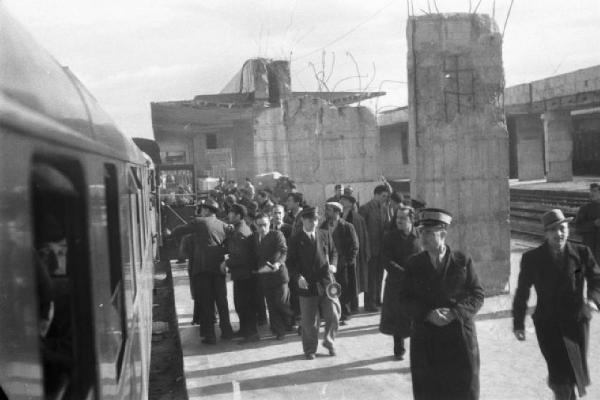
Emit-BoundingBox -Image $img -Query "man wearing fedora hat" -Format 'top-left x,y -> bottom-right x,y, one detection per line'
287,206 -> 340,359
400,208 -> 484,400
322,202 -> 359,325
170,198 -> 234,344
513,208 -> 600,399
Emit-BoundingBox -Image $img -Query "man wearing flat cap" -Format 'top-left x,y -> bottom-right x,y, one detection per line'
322,202 -> 359,324
287,207 -> 340,359
400,208 -> 484,400
513,209 -> 600,399
170,199 -> 234,344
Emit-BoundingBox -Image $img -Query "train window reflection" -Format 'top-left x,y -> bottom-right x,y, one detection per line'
31,158 -> 97,399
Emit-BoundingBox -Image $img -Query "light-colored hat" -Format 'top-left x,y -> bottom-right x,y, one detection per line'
325,202 -> 343,212
541,209 -> 573,230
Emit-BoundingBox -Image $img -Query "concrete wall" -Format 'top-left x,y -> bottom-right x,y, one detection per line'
254,107 -> 290,175
282,96 -> 381,207
543,110 -> 573,182
379,123 -> 410,180
407,13 -> 510,294
515,114 -> 545,180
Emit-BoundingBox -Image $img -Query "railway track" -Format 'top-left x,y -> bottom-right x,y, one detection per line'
509,188 -> 585,243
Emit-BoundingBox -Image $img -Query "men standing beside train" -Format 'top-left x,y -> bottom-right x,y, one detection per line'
359,184 -> 391,311
340,194 -> 370,314
400,208 -> 484,400
513,209 -> 600,399
223,204 -> 260,343
322,202 -> 359,325
288,207 -> 340,359
574,182 -> 600,263
253,213 -> 294,340
170,199 -> 234,344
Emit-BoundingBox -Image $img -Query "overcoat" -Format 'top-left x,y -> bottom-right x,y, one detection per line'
171,216 -> 228,275
287,229 -> 338,297
225,220 -> 253,281
401,247 -> 484,400
379,228 -> 419,337
343,208 -> 370,293
512,241 -> 600,396
574,201 -> 600,263
252,230 -> 289,289
359,199 -> 390,256
320,219 -> 360,297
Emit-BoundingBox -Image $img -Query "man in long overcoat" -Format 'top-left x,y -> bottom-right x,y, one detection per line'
400,208 -> 484,400
171,199 -> 233,344
341,194 -> 370,312
321,202 -> 359,324
359,184 -> 391,310
513,209 -> 600,399
574,183 -> 600,263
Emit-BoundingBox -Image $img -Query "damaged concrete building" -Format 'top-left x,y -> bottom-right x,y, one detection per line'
151,58 -> 384,205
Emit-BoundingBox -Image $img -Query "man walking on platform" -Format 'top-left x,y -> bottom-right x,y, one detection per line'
575,182 -> 600,263
359,184 -> 391,311
224,204 -> 259,343
400,208 -> 484,400
288,207 -> 340,359
253,213 -> 293,340
513,209 -> 600,399
322,202 -> 359,325
170,199 -> 234,344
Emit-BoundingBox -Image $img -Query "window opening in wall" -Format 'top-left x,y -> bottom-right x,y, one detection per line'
104,164 -> 128,379
206,133 -> 218,149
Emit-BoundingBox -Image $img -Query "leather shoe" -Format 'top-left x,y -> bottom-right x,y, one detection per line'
238,334 -> 260,345
275,334 -> 285,340
201,337 -> 216,345
322,342 -> 336,356
305,353 -> 316,360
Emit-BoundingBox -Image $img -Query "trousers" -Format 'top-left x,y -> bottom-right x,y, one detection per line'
299,294 -> 340,354
197,272 -> 233,339
263,283 -> 293,336
233,277 -> 259,337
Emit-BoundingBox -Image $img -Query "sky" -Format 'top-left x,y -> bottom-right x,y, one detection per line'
4,0 -> 600,139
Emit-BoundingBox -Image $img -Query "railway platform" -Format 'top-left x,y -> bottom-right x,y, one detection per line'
172,237 -> 600,400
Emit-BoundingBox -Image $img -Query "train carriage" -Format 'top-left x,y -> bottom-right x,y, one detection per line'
1,4 -> 156,399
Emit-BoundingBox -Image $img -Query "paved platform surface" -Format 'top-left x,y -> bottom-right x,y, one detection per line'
173,238 -> 600,400
510,176 -> 600,192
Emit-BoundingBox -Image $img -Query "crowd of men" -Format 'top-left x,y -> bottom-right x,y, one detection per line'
169,179 -> 405,354
166,178 -> 600,400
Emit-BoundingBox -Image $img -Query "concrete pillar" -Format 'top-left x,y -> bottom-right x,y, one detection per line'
543,110 -> 573,182
407,13 -> 510,294
515,114 -> 545,181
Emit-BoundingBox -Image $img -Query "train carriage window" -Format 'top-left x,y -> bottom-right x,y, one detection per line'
104,164 -> 128,378
31,159 -> 97,400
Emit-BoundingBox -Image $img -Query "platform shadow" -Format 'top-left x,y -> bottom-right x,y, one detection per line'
186,356 -> 410,397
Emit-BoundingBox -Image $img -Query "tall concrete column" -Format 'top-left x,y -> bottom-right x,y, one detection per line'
515,114 -> 545,181
543,110 -> 573,182
407,13 -> 510,294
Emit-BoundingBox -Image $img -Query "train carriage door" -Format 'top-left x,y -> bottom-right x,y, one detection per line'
31,159 -> 98,399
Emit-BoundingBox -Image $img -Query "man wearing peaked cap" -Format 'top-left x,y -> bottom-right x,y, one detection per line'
400,207 -> 484,400
287,206 -> 340,359
513,208 -> 600,399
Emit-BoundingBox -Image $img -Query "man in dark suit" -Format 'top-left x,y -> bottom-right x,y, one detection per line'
224,204 -> 259,343
253,213 -> 293,340
321,202 -> 359,325
271,204 -> 292,240
359,184 -> 391,311
287,207 -> 340,359
170,199 -> 233,344
513,209 -> 600,399
271,204 -> 297,323
400,208 -> 484,400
